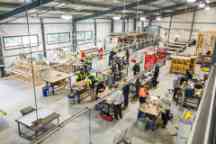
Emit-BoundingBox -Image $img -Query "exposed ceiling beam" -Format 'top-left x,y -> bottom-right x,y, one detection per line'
147,2 -> 186,15
40,7 -> 99,13
126,2 -> 186,19
0,2 -> 22,8
61,0 -> 150,13
74,0 -> 158,21
0,0 -> 55,21
38,6 -> 137,17
61,0 -> 113,8
163,1 -> 216,17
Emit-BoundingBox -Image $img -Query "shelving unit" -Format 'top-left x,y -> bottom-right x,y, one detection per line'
170,55 -> 196,74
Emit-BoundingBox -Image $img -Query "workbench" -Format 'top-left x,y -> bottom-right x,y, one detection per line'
139,103 -> 160,118
40,69 -> 71,95
15,109 -> 60,140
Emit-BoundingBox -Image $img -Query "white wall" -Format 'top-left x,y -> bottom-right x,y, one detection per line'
0,17 -> 137,68
159,7 -> 216,42
114,20 -> 123,33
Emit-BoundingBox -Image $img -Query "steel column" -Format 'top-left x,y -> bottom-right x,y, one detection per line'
148,19 -> 152,26
126,18 -> 129,32
168,16 -> 173,42
212,42 -> 216,64
111,19 -> 114,33
141,21 -> 144,32
122,19 -> 126,32
0,38 -> 5,77
189,11 -> 196,41
40,18 -> 47,57
94,19 -> 97,46
133,18 -> 137,32
72,19 -> 77,52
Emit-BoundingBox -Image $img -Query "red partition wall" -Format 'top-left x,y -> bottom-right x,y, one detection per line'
144,48 -> 167,70
144,54 -> 157,71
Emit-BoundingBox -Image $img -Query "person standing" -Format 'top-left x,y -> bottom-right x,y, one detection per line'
113,88 -> 124,120
186,70 -> 193,80
135,78 -> 141,100
125,49 -> 130,64
152,64 -> 160,87
109,50 -> 116,66
133,63 -> 140,76
122,80 -> 130,109
138,84 -> 149,103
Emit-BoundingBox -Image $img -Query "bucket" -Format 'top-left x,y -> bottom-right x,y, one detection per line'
42,86 -> 49,97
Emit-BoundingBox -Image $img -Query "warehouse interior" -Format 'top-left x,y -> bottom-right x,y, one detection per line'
0,0 -> 215,144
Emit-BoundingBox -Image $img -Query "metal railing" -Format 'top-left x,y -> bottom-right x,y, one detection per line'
188,65 -> 216,144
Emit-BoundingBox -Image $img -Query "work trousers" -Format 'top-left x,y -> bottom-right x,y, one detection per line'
113,104 -> 122,120
139,97 -> 146,104
123,94 -> 129,109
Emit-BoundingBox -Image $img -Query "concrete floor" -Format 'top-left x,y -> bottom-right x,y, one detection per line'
0,46 -> 198,144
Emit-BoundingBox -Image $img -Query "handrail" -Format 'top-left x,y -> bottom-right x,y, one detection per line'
188,65 -> 216,144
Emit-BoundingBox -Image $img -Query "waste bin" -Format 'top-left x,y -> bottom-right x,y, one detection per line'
42,86 -> 49,97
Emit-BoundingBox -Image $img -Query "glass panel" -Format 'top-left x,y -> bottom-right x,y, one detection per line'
30,35 -> 38,46
59,33 -> 70,43
4,37 -> 22,49
47,32 -> 70,44
4,35 -> 39,49
47,34 -> 59,44
86,31 -> 93,40
77,32 -> 85,41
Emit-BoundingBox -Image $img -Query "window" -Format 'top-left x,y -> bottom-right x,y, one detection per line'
77,31 -> 93,41
85,31 -> 93,40
77,32 -> 85,41
47,32 -> 70,45
3,35 -> 39,50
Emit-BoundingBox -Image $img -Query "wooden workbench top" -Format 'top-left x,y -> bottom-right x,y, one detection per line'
40,69 -> 70,83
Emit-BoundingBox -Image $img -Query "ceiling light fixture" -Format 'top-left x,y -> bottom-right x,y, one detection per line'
199,2 -> 206,8
206,0 -> 210,3
140,17 -> 146,21
156,17 -> 161,21
205,6 -> 211,10
187,0 -> 196,3
113,16 -> 121,20
61,15 -> 72,20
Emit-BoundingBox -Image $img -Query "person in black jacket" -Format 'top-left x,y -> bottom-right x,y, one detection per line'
122,80 -> 130,109
152,64 -> 160,87
125,49 -> 130,64
133,63 -> 140,76
134,78 -> 141,100
109,50 -> 116,66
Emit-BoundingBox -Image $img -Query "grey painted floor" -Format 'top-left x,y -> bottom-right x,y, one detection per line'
0,46 -> 197,144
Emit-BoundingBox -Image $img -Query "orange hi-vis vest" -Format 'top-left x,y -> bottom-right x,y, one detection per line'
139,87 -> 148,97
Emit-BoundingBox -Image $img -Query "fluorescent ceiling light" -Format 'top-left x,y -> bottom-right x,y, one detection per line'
156,17 -> 161,21
187,0 -> 196,3
61,15 -> 72,20
113,16 -> 121,20
205,6 -> 211,10
140,17 -> 146,21
199,2 -> 206,8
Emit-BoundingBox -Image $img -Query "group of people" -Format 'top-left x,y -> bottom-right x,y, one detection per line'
110,82 -> 131,120
173,70 -> 207,105
109,49 -> 129,82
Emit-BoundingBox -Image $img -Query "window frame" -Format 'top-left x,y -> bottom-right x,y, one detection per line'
3,34 -> 40,50
77,31 -> 93,42
47,32 -> 71,45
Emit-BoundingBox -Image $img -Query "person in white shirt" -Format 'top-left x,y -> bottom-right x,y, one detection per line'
112,87 -> 124,120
